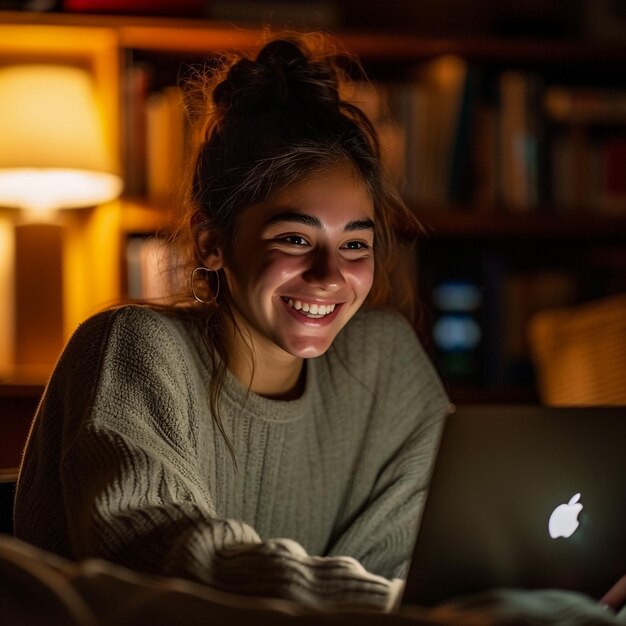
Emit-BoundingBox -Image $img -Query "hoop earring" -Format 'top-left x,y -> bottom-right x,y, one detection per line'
191,266 -> 220,305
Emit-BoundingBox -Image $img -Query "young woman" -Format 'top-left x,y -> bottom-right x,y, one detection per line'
14,36 -> 449,611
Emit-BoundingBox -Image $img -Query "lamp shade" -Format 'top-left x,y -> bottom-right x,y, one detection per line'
0,64 -> 122,212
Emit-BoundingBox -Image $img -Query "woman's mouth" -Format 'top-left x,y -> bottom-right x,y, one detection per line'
281,297 -> 337,319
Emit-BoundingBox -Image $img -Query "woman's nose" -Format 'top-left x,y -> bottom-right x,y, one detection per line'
302,249 -> 345,291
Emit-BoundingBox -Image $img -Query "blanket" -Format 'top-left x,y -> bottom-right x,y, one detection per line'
1,535 -> 624,625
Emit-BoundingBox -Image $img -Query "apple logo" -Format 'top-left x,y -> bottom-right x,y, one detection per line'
548,493 -> 583,539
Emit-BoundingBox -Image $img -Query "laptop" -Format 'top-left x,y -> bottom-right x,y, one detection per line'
402,404 -> 626,607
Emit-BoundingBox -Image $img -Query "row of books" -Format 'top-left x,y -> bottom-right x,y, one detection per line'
370,59 -> 626,213
122,58 -> 626,213
122,65 -> 191,203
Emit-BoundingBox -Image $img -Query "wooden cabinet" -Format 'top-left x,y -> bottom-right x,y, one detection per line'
0,10 -> 624,402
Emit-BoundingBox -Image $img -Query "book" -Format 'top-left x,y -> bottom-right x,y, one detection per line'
549,127 -> 626,214
593,135 -> 626,214
447,64 -> 480,205
145,86 -> 186,203
472,100 -> 499,211
545,87 -> 626,124
386,80 -> 430,205
342,81 -> 406,185
122,63 -> 150,197
550,128 -> 578,211
418,54 -> 470,207
387,55 -> 472,208
498,71 -> 543,212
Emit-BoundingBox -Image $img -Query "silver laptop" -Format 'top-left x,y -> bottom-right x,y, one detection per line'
402,404 -> 626,606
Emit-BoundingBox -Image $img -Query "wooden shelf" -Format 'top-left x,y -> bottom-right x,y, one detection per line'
1,11 -> 625,63
0,382 -> 43,476
417,211 -> 626,240
120,198 -> 176,234
120,198 -> 626,240
448,384 -> 539,405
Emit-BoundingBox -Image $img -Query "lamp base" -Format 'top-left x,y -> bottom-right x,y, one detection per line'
15,223 -> 64,373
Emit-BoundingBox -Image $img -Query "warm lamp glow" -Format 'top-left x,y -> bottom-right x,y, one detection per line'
0,64 -> 122,212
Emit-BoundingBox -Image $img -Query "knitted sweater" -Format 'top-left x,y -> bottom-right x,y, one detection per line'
14,305 -> 449,610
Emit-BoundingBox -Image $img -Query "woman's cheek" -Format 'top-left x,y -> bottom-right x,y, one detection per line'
350,257 -> 375,294
267,254 -> 310,283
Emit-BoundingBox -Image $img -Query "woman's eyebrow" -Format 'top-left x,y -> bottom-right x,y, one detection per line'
264,212 -> 321,229
264,212 -> 375,232
344,218 -> 375,232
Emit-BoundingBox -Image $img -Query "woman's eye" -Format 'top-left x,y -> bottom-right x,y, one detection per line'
342,241 -> 369,250
281,235 -> 308,246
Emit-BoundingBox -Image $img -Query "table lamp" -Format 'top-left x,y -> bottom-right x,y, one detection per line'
0,64 -> 123,378
0,64 -> 122,214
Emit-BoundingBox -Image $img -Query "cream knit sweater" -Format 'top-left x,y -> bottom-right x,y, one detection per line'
14,305 -> 448,610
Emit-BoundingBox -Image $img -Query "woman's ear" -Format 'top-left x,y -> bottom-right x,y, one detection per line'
192,212 -> 224,270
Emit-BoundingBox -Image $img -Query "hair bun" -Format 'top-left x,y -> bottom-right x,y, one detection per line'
256,39 -> 307,71
212,38 -> 340,116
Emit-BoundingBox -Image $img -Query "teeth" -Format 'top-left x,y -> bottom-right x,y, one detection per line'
282,298 -> 336,317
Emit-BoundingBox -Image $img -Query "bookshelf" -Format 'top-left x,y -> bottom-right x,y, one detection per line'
0,10 -> 625,403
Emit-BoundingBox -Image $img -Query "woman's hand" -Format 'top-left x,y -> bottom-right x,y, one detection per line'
600,575 -> 626,612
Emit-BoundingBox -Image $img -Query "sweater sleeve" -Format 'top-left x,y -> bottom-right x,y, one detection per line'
325,311 -> 450,581
18,306 -> 395,611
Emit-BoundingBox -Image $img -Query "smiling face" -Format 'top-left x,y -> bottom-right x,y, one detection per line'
211,163 -> 375,365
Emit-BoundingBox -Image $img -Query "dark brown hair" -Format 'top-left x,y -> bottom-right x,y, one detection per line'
165,33 -> 421,458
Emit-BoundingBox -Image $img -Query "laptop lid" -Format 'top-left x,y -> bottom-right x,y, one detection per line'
402,404 -> 626,607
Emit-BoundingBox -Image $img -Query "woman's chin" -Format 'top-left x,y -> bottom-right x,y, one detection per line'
282,336 -> 335,359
